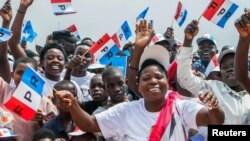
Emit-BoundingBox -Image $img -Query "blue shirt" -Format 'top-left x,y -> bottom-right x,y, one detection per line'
43,116 -> 75,141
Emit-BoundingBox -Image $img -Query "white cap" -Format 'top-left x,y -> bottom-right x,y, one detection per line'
139,45 -> 170,70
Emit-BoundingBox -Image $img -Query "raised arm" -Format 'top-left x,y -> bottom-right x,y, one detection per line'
234,9 -> 250,93
0,0 -> 12,83
127,20 -> 155,98
8,0 -> 34,60
176,20 -> 208,96
57,90 -> 100,132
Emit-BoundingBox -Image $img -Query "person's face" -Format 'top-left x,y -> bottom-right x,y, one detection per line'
138,65 -> 168,102
12,63 -> 35,86
192,53 -> 200,64
89,76 -> 107,102
42,48 -> 65,76
220,54 -> 239,87
104,73 -> 126,103
198,40 -> 217,64
55,83 -> 77,113
74,46 -> 92,70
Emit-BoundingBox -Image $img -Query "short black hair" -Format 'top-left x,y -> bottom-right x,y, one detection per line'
102,66 -> 123,83
32,128 -> 56,141
40,42 -> 68,63
13,57 -> 38,71
137,59 -> 168,83
54,80 -> 76,91
24,49 -> 39,58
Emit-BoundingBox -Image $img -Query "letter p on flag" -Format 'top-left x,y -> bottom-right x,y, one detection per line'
202,0 -> 238,28
4,66 -> 45,121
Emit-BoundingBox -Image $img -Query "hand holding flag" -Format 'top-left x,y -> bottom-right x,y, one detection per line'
4,66 -> 45,121
234,8 -> 250,38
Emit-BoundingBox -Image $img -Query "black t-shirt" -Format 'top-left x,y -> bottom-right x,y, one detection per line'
81,101 -> 98,115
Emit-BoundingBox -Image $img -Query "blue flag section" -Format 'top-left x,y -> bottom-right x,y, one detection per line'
22,20 -> 38,43
121,21 -> 133,40
21,66 -> 45,95
217,3 -> 238,28
112,56 -> 128,79
0,28 -> 13,43
99,44 -> 120,65
136,7 -> 149,22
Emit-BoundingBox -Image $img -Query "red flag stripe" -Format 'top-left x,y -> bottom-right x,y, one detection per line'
89,33 -> 110,54
4,97 -> 36,121
203,0 -> 225,20
174,2 -> 182,20
51,0 -> 71,3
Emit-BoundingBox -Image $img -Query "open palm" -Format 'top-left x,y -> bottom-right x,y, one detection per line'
134,20 -> 155,48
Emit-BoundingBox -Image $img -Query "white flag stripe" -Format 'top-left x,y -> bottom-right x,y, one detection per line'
94,39 -> 116,61
52,2 -> 75,14
210,0 -> 232,24
13,81 -> 42,111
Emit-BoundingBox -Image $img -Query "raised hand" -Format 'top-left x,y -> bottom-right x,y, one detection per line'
199,90 -> 218,110
184,20 -> 199,40
163,27 -> 174,39
56,90 -> 77,109
0,0 -> 12,23
134,20 -> 155,48
19,0 -> 34,12
234,8 -> 250,38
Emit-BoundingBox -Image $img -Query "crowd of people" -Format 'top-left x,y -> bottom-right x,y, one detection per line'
0,0 -> 250,141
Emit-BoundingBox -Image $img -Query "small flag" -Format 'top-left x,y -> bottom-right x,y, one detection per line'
111,21 -> 133,48
4,66 -> 45,121
21,20 -> 37,43
202,0 -> 238,28
51,0 -> 76,15
151,33 -> 166,44
205,54 -> 219,76
66,24 -> 81,40
136,7 -> 149,22
90,34 -> 120,64
174,1 -> 188,27
0,28 -> 12,43
112,56 -> 128,79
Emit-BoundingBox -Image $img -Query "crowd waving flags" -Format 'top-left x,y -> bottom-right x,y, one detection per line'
4,66 -> 45,121
0,28 -> 12,43
201,0 -> 238,28
51,0 -> 76,15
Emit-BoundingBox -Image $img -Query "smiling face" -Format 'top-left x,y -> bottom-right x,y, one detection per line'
220,54 -> 239,87
138,65 -> 168,102
198,40 -> 217,64
42,48 -> 65,77
89,75 -> 107,102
